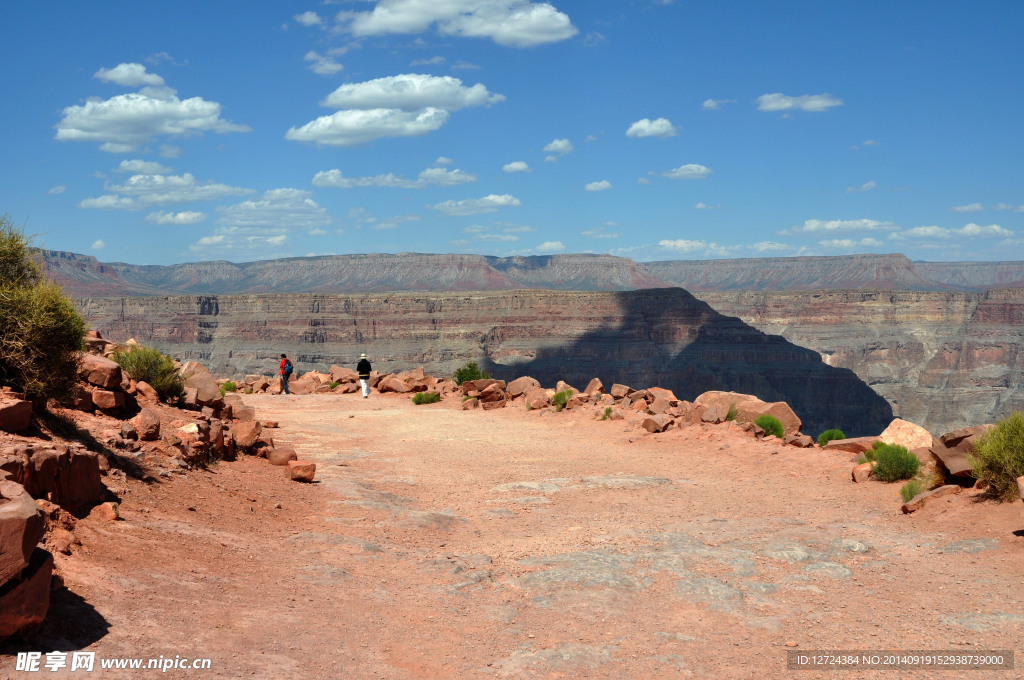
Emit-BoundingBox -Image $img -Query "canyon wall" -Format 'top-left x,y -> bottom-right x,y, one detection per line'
74,289 -> 893,438
694,288 -> 1024,434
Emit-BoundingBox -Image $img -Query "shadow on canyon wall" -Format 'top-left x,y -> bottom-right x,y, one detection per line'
481,288 -> 893,438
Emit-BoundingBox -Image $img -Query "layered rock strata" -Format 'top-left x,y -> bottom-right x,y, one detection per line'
76,288 -> 892,437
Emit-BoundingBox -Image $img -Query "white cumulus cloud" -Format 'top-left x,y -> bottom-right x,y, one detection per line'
780,218 -> 896,235
626,117 -> 677,138
702,98 -> 735,110
818,238 -> 884,249
536,240 -> 565,253
91,239 -> 106,250
580,227 -> 618,239
48,186 -> 66,195
756,92 -> 843,113
294,11 -> 322,26
659,239 -> 706,252
305,50 -> 345,76
116,159 -> 173,174
320,74 -> 504,110
312,166 -> 476,189
543,138 -> 574,155
145,211 -> 207,225
585,180 -> 612,191
662,164 -> 711,179
217,188 -> 332,229
502,161 -> 531,173
429,194 -> 521,216
339,0 -> 578,47
94,63 -> 165,87
951,203 -> 984,212
286,108 -> 450,146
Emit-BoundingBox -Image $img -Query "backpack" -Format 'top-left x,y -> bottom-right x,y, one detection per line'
283,359 -> 293,375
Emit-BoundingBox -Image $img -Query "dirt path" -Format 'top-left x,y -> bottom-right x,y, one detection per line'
3,393 -> 1023,678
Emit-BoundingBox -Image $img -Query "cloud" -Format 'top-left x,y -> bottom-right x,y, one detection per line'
659,239 -> 706,253
585,180 -> 612,191
845,181 -> 877,193
752,241 -> 789,252
756,92 -> 843,113
891,223 -> 1013,240
543,138 -> 574,155
780,218 -> 896,235
951,203 -> 984,212
312,166 -> 476,188
100,173 -> 253,206
695,202 -> 718,210
145,211 -> 207,225
626,117 -> 677,138
321,73 -> 503,110
636,177 -> 651,185
369,214 -> 421,230
294,11 -> 322,26
662,164 -> 711,179
338,0 -> 578,47
116,159 -> 173,174
91,239 -> 106,250
536,240 -> 565,253
79,195 -> 138,210
304,50 -> 345,76
160,144 -> 182,158
429,194 -> 521,215
452,60 -> 481,70
48,186 -> 66,195
993,203 -> 1024,212
216,188 -> 332,230
56,64 -> 251,151
411,56 -> 446,66
435,156 -> 453,165
818,238 -> 884,249
581,227 -> 619,239
702,98 -> 735,110
502,161 -> 531,173
288,74 -> 503,146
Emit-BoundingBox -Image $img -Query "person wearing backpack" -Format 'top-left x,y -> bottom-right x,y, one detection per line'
356,353 -> 371,398
279,353 -> 293,395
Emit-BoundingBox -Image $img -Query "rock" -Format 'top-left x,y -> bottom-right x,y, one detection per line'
506,376 -> 540,397
268,447 -> 298,466
1018,476 -> 1024,502
785,433 -> 815,448
642,414 -> 673,433
262,421 -> 279,429
90,389 -> 125,412
50,451 -> 103,514
583,378 -> 604,396
462,398 -> 480,410
901,485 -> 962,513
609,383 -> 631,398
132,408 -> 162,441
135,380 -> 159,402
879,418 -> 935,451
522,387 -> 550,409
379,377 -> 410,394
461,379 -> 504,396
183,386 -> 199,408
931,425 -> 994,478
555,380 -> 576,395
0,396 -> 32,433
233,404 -> 256,422
851,462 -> 873,483
329,365 -> 358,383
694,391 -> 802,435
0,480 -> 46,585
647,386 -> 679,404
87,502 -> 119,522
0,548 -> 53,639
701,405 -> 726,424
288,460 -> 316,483
78,353 -> 123,390
180,361 -> 224,406
823,437 -> 880,454
647,397 -> 671,415
232,420 -> 263,450
288,379 -> 317,395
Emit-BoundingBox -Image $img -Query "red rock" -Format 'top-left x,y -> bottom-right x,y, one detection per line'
268,447 -> 298,466
0,480 -> 46,584
479,383 -> 505,402
234,404 -> 256,422
694,391 -> 802,435
180,361 -> 223,406
879,418 -> 935,451
133,380 -> 159,402
0,397 -> 32,433
183,386 -> 199,407
931,425 -> 994,477
288,460 -> 316,483
262,421 -> 279,429
78,353 -> 123,390
583,378 -> 604,396
132,408 -> 161,441
609,383 -> 631,398
289,379 -> 317,395
50,451 -> 103,513
91,389 -> 125,411
824,437 -> 880,454
642,414 -> 673,433
462,398 -> 480,410
506,376 -> 540,397
647,387 -> 679,404
522,387 -> 550,409
1017,476 -> 1024,502
87,501 -> 120,522
647,397 -> 671,415
555,380 -> 577,395
460,378 -> 504,395
785,433 -> 815,448
901,484 -> 962,513
851,462 -> 873,483
0,548 -> 53,639
701,405 -> 726,424
481,398 -> 507,410
232,420 -> 263,450
329,365 -> 358,383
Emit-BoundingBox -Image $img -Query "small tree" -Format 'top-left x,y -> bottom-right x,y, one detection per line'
453,361 -> 489,386
0,215 -> 86,403
113,345 -> 184,402
970,411 -> 1024,501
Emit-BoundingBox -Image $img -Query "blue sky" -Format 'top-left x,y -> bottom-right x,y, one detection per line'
2,1 -> 1022,265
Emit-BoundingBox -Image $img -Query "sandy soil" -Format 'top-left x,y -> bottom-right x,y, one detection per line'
2,392 -> 1023,679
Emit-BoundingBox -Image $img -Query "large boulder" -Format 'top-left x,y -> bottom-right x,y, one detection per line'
180,361 -> 223,407
50,450 -> 103,513
901,485 -> 962,514
78,353 -> 123,390
0,547 -> 53,639
931,425 -> 994,478
329,366 -> 358,383
642,414 -> 673,433
824,437 -> 880,454
506,376 -> 540,398
232,421 -> 263,450
131,408 -> 162,441
879,418 -> 935,451
91,389 -> 125,412
0,395 -> 32,433
0,480 -> 46,585
694,391 -> 802,435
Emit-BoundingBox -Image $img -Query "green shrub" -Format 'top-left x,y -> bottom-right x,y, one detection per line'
900,479 -> 923,503
412,391 -> 441,405
754,414 -> 784,439
112,345 -> 184,402
817,428 -> 846,447
220,380 -> 237,395
0,216 -> 86,403
725,402 -> 738,422
453,361 -> 489,386
969,411 -> 1024,501
871,442 -> 920,482
329,381 -> 340,390
551,389 -> 573,412
601,406 -> 612,421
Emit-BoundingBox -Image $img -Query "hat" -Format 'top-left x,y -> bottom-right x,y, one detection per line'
281,354 -> 287,358
359,353 -> 366,358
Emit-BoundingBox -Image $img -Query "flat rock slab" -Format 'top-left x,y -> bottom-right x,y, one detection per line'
937,538 -> 1000,554
581,475 -> 672,489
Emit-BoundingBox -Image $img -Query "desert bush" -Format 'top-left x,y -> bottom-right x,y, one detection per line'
725,402 -> 738,422
412,391 -> 441,405
329,381 -> 340,390
817,428 -> 846,446
969,411 -> 1024,501
0,216 -> 86,403
112,345 -> 184,402
551,389 -> 573,412
871,442 -> 920,482
220,380 -> 237,394
452,361 -> 490,386
900,479 -> 923,503
601,406 -> 612,421
754,414 -> 784,439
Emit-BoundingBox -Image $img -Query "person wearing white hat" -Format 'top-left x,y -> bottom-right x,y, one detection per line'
356,353 -> 372,398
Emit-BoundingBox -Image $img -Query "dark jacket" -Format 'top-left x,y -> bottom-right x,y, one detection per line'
356,358 -> 371,379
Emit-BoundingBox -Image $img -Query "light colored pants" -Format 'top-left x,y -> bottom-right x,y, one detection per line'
360,378 -> 369,397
